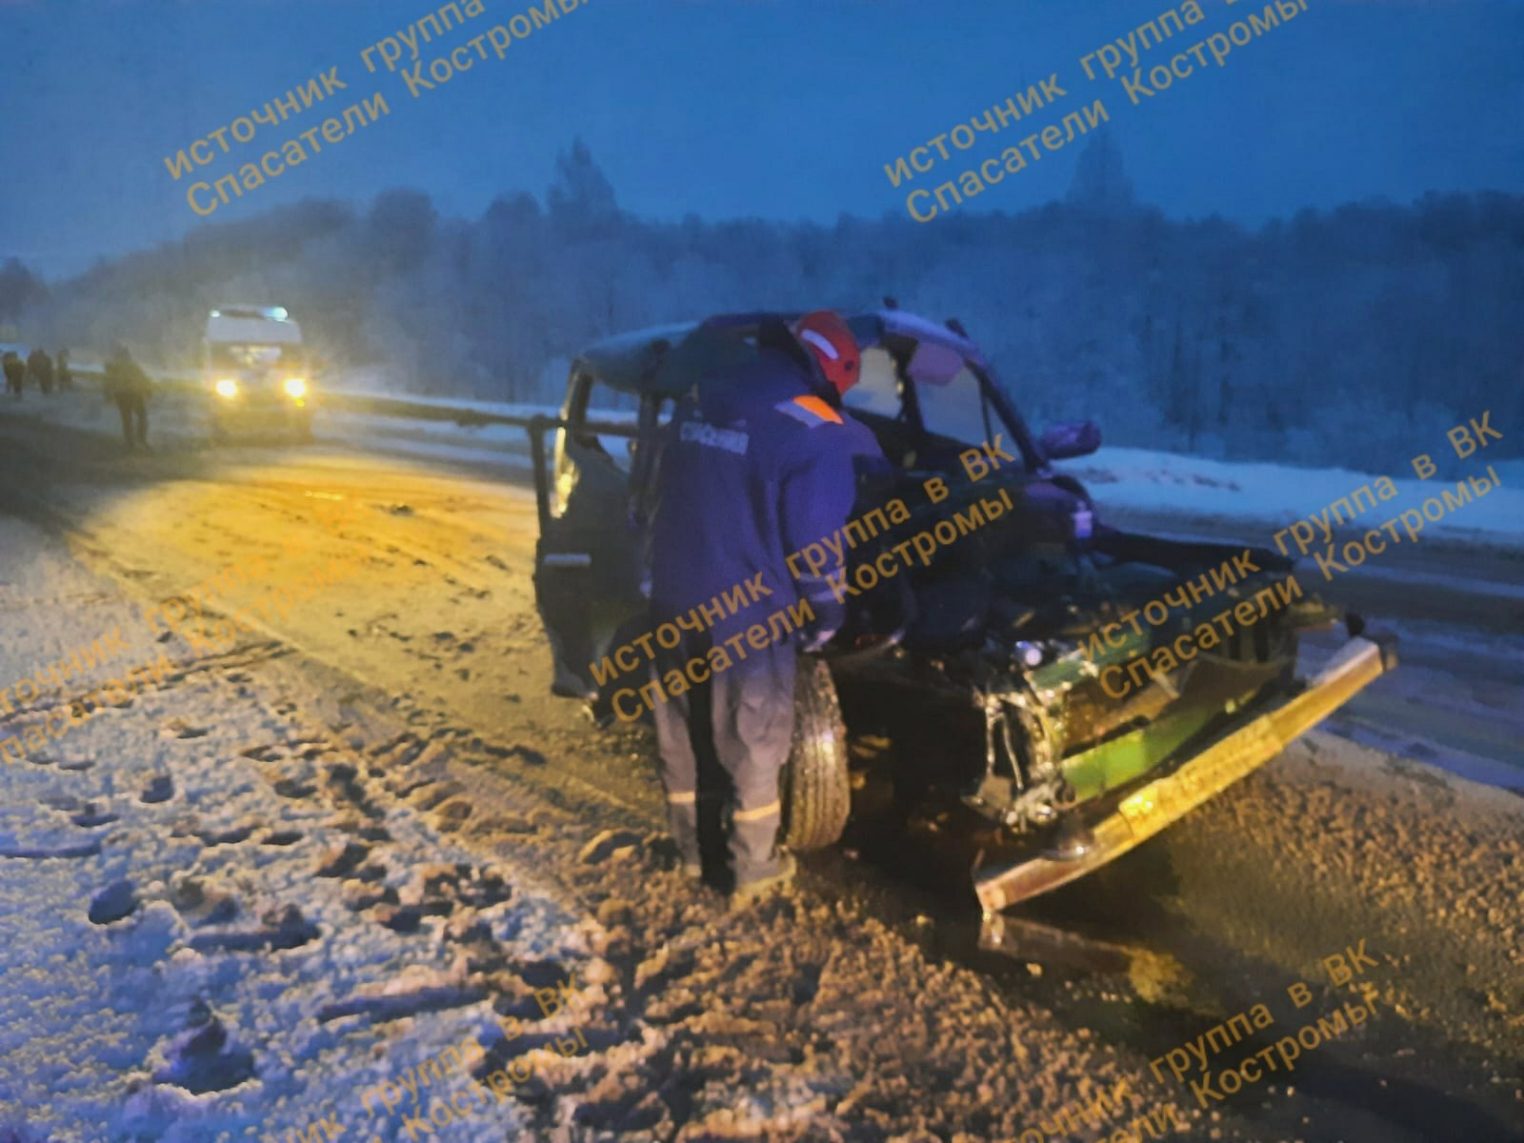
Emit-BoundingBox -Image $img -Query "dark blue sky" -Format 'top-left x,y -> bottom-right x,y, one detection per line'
2,0 -> 1521,278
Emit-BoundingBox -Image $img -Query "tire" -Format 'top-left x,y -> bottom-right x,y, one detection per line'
779,656 -> 851,851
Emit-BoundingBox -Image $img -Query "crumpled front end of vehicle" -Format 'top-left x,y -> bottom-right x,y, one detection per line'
973,630 -> 1398,911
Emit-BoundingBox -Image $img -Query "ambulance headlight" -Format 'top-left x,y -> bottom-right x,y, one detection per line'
214,378 -> 239,399
283,377 -> 307,399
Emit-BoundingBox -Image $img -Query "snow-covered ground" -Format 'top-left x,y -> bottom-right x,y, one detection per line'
3,391 -> 1522,1143
0,513 -> 606,1142
1065,446 -> 1524,549
1,490 -> 1199,1143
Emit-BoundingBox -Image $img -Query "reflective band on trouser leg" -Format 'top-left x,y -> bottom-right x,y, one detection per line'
732,800 -> 780,822
710,640 -> 797,886
650,651 -> 703,868
731,801 -> 782,885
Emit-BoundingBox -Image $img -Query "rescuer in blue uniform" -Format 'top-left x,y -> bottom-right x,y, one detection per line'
648,311 -> 883,903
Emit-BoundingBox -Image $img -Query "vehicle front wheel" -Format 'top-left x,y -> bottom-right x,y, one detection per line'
779,656 -> 851,851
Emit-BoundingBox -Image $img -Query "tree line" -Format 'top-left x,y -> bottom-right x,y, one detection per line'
10,136 -> 1521,471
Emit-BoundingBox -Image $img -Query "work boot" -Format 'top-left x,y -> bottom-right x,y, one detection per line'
653,836 -> 705,886
729,854 -> 796,909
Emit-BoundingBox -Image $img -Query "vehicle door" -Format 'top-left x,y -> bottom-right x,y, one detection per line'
532,368 -> 655,700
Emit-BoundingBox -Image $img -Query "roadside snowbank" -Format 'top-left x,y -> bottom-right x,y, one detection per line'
1068,446 -> 1524,548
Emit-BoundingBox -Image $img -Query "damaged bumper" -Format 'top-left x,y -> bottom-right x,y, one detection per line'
974,632 -> 1398,913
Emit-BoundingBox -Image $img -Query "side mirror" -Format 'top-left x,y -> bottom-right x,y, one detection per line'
1039,420 -> 1101,460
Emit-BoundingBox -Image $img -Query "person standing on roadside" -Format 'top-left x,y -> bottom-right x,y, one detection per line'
3,351 -> 23,398
55,348 -> 72,390
104,344 -> 152,451
646,311 -> 883,905
26,347 -> 54,394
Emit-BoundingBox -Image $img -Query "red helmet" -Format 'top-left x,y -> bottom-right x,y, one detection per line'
791,310 -> 861,397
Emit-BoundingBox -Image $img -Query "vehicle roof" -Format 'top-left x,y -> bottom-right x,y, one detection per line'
574,310 -> 987,397
205,307 -> 303,345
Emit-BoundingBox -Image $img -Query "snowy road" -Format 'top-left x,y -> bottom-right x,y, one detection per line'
1104,508 -> 1524,792
1,405 -> 1521,1142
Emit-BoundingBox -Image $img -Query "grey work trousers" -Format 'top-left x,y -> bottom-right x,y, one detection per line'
651,634 -> 796,887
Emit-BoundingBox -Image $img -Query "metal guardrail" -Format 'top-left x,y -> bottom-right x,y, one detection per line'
67,364 -> 642,535
68,365 -> 639,438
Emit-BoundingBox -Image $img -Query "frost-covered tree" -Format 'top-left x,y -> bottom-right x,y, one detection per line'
547,137 -> 620,238
0,258 -> 47,329
18,157 -> 1523,466
1065,131 -> 1135,215
366,189 -> 437,275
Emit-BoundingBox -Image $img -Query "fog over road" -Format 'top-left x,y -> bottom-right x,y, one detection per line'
1,411 -> 1520,1142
